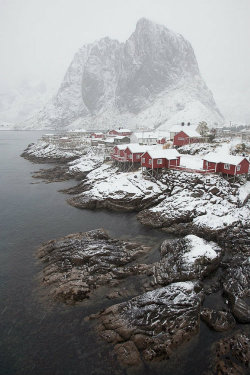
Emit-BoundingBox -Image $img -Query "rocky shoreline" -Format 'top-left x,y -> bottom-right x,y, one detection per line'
22,139 -> 250,372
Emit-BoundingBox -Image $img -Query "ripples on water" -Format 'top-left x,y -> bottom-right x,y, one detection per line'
0,131 -> 234,375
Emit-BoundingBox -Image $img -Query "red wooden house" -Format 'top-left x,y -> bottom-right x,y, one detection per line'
111,144 -> 128,162
203,153 -> 249,175
173,129 -> 202,147
124,144 -> 148,163
141,149 -> 180,169
109,128 -> 132,137
91,132 -> 104,139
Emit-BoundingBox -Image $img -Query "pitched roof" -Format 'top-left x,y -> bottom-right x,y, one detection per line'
170,125 -> 200,137
178,128 -> 201,137
115,128 -> 132,133
203,152 -> 248,165
145,149 -> 180,160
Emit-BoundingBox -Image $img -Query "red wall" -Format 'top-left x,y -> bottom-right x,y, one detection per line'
238,159 -> 250,174
203,158 -> 249,175
173,131 -> 201,147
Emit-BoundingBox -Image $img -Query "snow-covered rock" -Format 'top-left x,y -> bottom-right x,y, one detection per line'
153,235 -> 222,285
96,281 -> 202,365
21,18 -> 224,131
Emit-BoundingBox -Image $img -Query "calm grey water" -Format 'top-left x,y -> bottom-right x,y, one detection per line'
0,131 -> 231,375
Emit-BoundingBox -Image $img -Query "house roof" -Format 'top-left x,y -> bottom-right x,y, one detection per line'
126,143 -> 148,153
114,128 -> 132,133
203,152 -> 247,165
116,144 -> 128,150
145,149 -> 180,160
177,129 -> 201,137
170,125 -> 200,137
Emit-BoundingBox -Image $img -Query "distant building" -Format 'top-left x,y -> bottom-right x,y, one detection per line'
108,128 -> 132,136
91,132 -> 105,139
173,129 -> 202,147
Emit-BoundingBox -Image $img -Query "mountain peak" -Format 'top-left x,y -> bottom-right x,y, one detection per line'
22,19 -> 224,130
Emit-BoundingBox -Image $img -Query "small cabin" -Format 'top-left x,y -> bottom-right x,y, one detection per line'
173,129 -> 202,147
91,132 -> 104,139
111,144 -> 128,162
203,153 -> 250,175
124,144 -> 148,163
109,128 -> 132,137
141,149 -> 180,169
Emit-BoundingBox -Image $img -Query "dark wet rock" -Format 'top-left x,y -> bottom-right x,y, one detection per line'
153,235 -> 222,286
96,282 -> 202,365
67,191 -> 165,212
32,165 -> 72,182
37,229 -> 151,303
205,332 -> 250,375
200,307 -> 235,331
223,254 -> 250,322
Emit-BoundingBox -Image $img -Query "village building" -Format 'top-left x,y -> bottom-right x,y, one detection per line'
169,123 -> 197,140
130,132 -> 158,145
141,149 -> 180,170
114,136 -> 130,144
91,132 -> 105,139
203,153 -> 250,175
124,144 -> 149,163
173,128 -> 202,147
108,128 -> 132,136
111,144 -> 128,162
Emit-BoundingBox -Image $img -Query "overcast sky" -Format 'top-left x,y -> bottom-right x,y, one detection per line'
0,0 -> 250,122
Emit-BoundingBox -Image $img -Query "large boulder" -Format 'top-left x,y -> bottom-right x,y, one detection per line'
96,281 -> 202,365
38,229 -> 151,302
153,235 -> 222,285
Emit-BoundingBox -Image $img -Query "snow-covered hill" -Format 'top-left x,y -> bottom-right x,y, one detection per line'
0,81 -> 54,128
21,18 -> 224,131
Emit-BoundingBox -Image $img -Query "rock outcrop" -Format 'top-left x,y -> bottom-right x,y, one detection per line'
38,229 -> 152,303
153,235 -> 222,286
200,308 -> 235,332
96,281 -> 202,366
205,333 -> 250,375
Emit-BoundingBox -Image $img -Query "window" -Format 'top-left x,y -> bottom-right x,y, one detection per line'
224,163 -> 230,170
157,159 -> 162,164
237,165 -> 241,171
128,154 -> 132,159
142,158 -> 145,163
149,159 -> 152,165
136,154 -> 140,159
178,137 -> 185,140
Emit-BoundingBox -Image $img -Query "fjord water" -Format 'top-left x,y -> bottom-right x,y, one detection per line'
0,132 -> 219,375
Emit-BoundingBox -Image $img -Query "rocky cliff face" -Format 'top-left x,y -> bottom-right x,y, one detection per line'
23,18 -> 224,130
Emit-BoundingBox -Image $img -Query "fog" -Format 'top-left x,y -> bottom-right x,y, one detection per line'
1,0 -> 250,122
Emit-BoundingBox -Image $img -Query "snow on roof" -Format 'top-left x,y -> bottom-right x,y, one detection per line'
203,152 -> 247,165
146,149 -> 180,160
93,132 -> 103,135
116,144 -> 129,150
180,128 -> 201,137
170,125 -> 200,137
126,143 -> 148,153
115,128 -> 132,133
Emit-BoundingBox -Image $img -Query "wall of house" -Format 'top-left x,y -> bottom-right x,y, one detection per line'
236,159 -> 249,174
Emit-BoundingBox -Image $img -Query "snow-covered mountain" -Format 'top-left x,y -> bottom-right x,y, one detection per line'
22,18 -> 224,131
